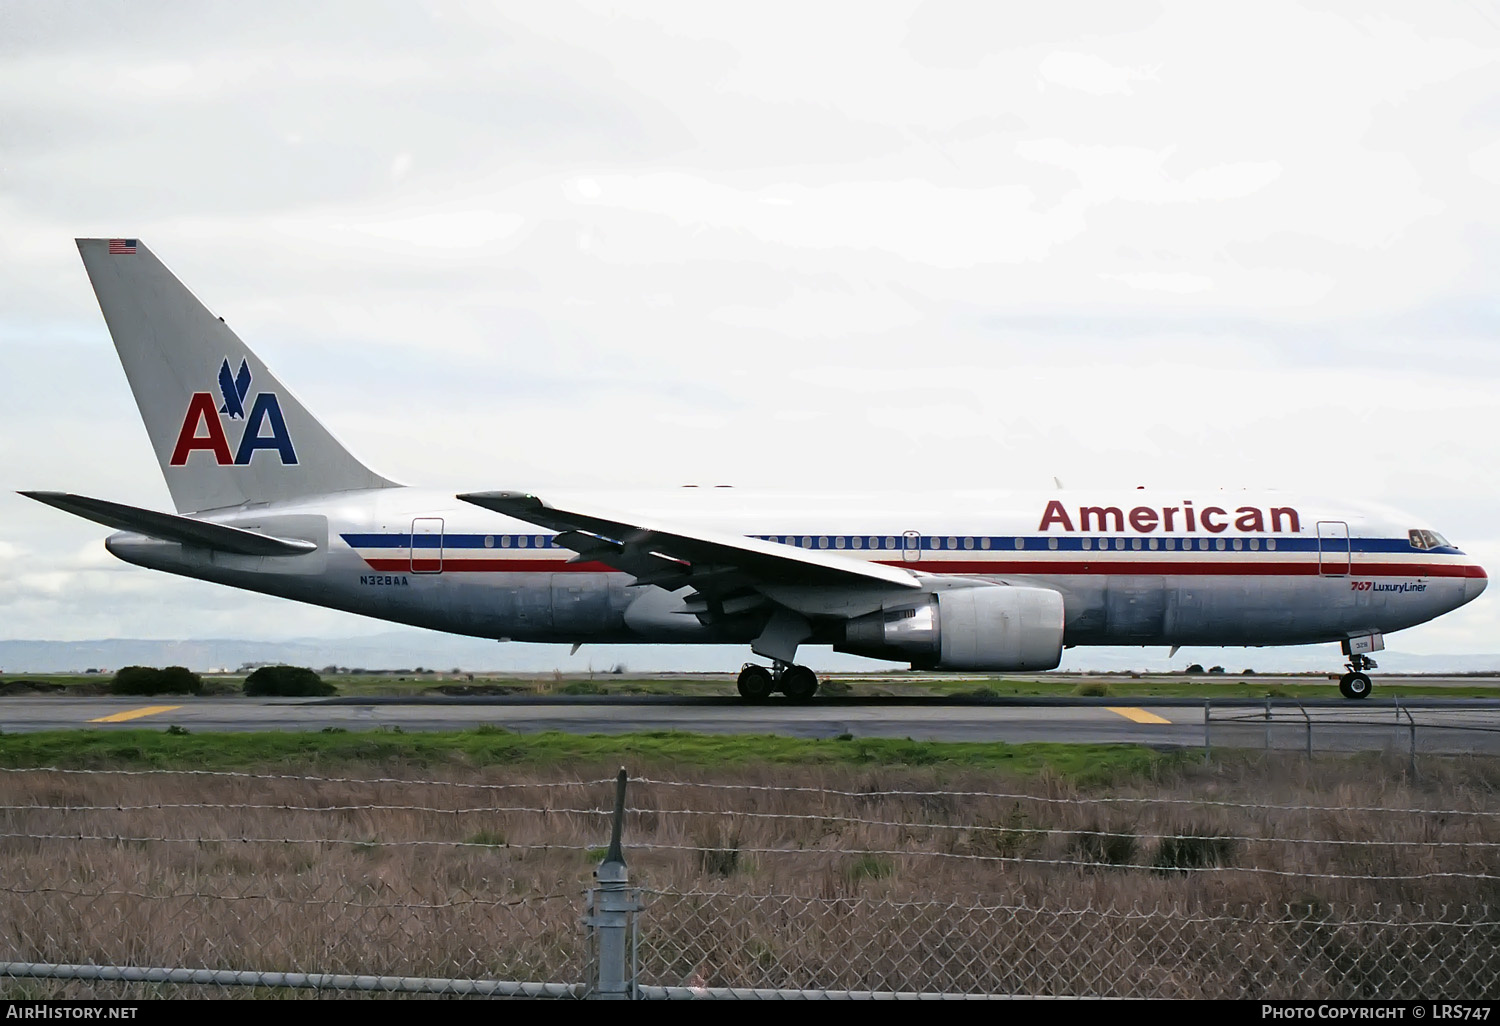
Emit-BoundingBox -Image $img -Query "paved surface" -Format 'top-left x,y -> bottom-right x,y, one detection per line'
2,693 -> 1498,756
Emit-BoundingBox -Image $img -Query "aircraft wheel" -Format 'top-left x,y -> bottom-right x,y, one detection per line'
781,665 -> 819,702
1339,671 -> 1372,700
737,664 -> 775,701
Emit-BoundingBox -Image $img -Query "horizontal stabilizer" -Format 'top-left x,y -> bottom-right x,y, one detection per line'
18,491 -> 317,556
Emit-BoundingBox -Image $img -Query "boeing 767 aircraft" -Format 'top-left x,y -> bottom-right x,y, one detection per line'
22,240 -> 1489,700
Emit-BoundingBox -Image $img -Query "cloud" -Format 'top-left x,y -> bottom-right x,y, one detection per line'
1039,51 -> 1160,95
3,2 -> 1500,661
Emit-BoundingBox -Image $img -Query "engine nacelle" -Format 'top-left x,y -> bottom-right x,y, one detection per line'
837,585 -> 1064,671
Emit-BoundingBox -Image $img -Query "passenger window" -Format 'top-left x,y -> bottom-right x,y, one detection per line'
851,537 -> 862,549
1015,537 -> 1025,550
1232,539 -> 1242,551
1082,538 -> 1092,551
802,536 -> 812,548
1115,538 -> 1126,550
818,537 -> 829,549
1215,539 -> 1226,551
1131,538 -> 1141,551
835,536 -> 845,549
1267,539 -> 1276,551
1164,538 -> 1175,551
981,537 -> 991,550
1249,539 -> 1259,551
947,537 -> 958,549
1148,538 -> 1158,550
1048,538 -> 1058,550
963,537 -> 974,550
500,536 -> 511,548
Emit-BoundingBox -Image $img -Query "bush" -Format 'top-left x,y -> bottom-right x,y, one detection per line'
110,665 -> 202,696
1153,832 -> 1236,875
1184,663 -> 1205,673
1070,826 -> 1140,868
243,665 -> 335,697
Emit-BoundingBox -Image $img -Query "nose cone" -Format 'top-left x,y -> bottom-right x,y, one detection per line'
1464,568 -> 1488,606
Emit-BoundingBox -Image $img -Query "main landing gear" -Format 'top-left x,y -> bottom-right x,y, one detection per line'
737,661 -> 820,702
1339,653 -> 1375,700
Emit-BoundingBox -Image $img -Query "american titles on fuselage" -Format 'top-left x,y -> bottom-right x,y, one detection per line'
1038,499 -> 1300,534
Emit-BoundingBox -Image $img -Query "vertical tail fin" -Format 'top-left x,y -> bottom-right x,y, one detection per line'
76,239 -> 401,513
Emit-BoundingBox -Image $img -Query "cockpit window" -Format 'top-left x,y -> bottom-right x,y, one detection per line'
1409,529 -> 1451,550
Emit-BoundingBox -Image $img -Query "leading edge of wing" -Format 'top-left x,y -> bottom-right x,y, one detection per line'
456,490 -> 921,590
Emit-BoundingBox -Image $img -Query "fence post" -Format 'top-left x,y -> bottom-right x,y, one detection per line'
586,768 -> 638,1000
1203,702 -> 1211,764
1264,698 -> 1271,752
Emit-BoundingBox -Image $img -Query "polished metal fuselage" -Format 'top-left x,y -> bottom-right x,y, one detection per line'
102,487 -> 1488,657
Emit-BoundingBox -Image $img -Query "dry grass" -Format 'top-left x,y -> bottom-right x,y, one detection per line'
2,751 -> 1499,998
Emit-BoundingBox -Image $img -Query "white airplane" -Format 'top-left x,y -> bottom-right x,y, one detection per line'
22,240 -> 1488,701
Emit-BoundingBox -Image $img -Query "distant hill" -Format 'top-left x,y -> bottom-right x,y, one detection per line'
0,633 -> 1495,676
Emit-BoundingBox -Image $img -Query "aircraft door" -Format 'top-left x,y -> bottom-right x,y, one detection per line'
1317,520 -> 1350,577
411,517 -> 444,574
902,530 -> 921,562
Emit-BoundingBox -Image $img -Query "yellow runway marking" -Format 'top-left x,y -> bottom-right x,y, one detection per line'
1107,706 -> 1171,725
88,705 -> 182,724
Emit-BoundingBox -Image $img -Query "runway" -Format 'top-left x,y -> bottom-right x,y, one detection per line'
3,693 -> 1499,756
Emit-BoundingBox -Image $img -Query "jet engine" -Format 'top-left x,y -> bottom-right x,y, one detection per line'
836,585 -> 1065,671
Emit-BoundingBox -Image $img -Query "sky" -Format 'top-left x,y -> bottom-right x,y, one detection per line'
2,1 -> 1499,671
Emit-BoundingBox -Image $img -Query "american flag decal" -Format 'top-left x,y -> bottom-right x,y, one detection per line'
107,239 -> 137,255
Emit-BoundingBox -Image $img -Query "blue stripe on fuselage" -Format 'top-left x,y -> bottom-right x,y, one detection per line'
338,532 -> 1462,555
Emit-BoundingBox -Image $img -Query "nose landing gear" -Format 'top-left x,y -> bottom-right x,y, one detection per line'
737,661 -> 820,702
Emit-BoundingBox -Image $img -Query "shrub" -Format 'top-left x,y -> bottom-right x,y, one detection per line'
1185,663 -> 1205,673
1208,665 -> 1226,674
1152,832 -> 1236,875
1070,826 -> 1140,868
110,665 -> 202,696
697,837 -> 741,876
846,855 -> 893,882
1072,681 -> 1112,697
243,665 -> 335,697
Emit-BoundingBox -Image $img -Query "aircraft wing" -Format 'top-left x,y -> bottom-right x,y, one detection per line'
457,490 -> 921,595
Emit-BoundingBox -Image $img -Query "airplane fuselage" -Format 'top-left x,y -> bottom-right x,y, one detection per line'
102,486 -> 1488,656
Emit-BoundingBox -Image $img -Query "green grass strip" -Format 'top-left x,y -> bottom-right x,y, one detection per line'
0,728 -> 1184,784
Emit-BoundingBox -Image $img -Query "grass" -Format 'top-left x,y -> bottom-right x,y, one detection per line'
0,727 -> 1183,784
3,751 -> 1499,999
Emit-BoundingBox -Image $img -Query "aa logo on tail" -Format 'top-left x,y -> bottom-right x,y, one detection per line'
169,358 -> 298,466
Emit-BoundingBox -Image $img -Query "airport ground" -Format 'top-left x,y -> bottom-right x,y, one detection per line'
2,671 -> 1499,756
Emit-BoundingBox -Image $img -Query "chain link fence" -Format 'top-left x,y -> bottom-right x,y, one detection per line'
636,891 -> 1500,999
2,764 -> 1498,998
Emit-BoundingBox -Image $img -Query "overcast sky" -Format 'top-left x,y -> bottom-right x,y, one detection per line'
2,1 -> 1498,669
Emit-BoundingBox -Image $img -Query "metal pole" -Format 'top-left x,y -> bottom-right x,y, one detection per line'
1400,707 -> 1417,779
1264,698 -> 1271,752
587,768 -> 637,1000
1203,702 -> 1211,764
